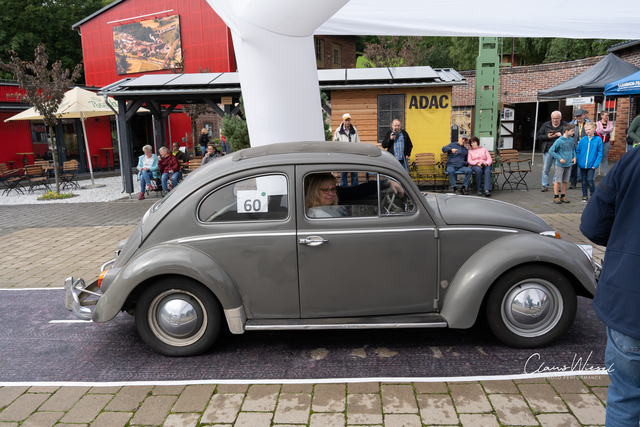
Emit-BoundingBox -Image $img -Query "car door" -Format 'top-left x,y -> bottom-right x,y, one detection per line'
296,165 -> 438,318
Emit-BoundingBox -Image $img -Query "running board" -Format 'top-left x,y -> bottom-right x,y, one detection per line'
244,313 -> 447,331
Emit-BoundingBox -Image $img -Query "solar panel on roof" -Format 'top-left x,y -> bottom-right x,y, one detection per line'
388,66 -> 439,80
318,69 -> 347,81
346,68 -> 392,81
122,74 -> 180,87
167,73 -> 221,86
210,73 -> 241,84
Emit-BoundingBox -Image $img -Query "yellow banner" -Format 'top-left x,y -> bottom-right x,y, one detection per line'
405,91 -> 452,161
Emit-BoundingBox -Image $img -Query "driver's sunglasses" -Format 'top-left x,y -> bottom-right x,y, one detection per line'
320,187 -> 337,194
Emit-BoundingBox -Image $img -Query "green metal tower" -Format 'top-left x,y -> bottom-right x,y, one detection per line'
473,37 -> 501,151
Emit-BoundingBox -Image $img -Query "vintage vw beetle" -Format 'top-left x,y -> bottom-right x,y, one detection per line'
66,142 -> 600,356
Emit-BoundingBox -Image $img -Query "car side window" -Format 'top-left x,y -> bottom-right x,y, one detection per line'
380,174 -> 415,216
198,174 -> 289,222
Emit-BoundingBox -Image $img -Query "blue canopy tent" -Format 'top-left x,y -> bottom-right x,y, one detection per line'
604,69 -> 640,128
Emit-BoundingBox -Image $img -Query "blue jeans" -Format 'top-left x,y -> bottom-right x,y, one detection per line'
399,158 -> 409,173
471,165 -> 491,192
601,142 -> 610,174
446,165 -> 471,188
605,326 -> 640,426
580,168 -> 596,198
541,152 -> 555,188
570,163 -> 581,186
139,169 -> 152,193
340,172 -> 358,187
161,171 -> 181,191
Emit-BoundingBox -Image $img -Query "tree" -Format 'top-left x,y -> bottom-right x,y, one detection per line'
221,97 -> 250,151
0,43 -> 83,193
321,91 -> 332,141
0,0 -> 103,82
363,36 -> 427,67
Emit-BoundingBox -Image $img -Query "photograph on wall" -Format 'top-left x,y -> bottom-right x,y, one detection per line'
113,15 -> 182,75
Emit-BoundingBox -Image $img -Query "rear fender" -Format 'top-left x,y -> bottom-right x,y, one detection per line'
93,244 -> 242,323
441,234 -> 596,329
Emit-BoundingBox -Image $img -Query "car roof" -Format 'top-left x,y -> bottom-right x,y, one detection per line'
232,141 -> 383,161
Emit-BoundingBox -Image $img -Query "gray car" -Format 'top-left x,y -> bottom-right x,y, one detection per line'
65,142 -> 600,356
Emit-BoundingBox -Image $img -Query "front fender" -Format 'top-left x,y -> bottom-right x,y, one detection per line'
440,234 -> 596,329
93,244 -> 242,323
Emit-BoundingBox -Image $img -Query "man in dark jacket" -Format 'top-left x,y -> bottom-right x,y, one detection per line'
580,147 -> 640,426
382,119 -> 413,172
536,111 -> 566,192
442,134 -> 471,195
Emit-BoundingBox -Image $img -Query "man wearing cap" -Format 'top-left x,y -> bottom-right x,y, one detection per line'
536,111 -> 566,192
334,113 -> 361,187
570,108 -> 588,189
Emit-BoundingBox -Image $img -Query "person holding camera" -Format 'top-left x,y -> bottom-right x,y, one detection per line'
382,119 -> 413,172
333,113 -> 361,187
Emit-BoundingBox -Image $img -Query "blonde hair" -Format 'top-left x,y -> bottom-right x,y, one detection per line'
159,146 -> 168,154
305,173 -> 338,211
142,145 -> 153,153
585,122 -> 597,130
201,128 -> 208,135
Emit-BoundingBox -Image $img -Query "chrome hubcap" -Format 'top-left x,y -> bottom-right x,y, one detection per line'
501,280 -> 563,338
148,290 -> 208,347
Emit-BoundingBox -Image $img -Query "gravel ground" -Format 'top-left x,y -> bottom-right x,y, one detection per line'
0,175 -> 135,205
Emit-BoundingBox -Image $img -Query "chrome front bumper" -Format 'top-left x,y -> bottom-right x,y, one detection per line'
65,254 -> 118,320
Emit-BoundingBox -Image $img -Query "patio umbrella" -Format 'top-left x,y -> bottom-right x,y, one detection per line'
5,87 -> 136,186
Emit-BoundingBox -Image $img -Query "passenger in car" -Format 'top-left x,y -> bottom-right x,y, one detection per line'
305,173 -> 404,218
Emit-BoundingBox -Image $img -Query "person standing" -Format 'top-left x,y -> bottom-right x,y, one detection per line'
382,119 -> 413,173
536,110 -> 566,192
575,122 -> 603,203
333,113 -> 361,187
548,124 -> 576,204
199,128 -> 210,157
570,109 -> 588,189
596,110 -> 613,175
442,134 -> 471,195
628,114 -> 640,152
580,146 -> 640,427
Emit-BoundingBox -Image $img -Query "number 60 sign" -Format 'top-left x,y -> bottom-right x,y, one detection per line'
237,190 -> 268,213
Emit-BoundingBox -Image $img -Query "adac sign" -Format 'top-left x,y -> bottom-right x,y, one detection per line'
406,91 -> 452,156
408,94 -> 450,110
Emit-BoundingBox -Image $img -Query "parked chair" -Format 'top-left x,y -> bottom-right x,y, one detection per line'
24,165 -> 51,194
59,160 -> 80,190
34,160 -> 53,178
488,151 -> 502,190
0,163 -> 24,196
500,149 -> 531,191
413,153 -> 445,190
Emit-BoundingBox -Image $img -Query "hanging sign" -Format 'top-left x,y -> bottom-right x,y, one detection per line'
566,97 -> 594,106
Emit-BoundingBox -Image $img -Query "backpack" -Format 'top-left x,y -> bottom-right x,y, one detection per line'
627,128 -> 634,144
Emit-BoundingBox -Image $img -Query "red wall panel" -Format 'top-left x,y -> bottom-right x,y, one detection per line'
79,0 -> 235,88
83,117 -> 115,168
0,113 -> 35,166
0,86 -> 25,103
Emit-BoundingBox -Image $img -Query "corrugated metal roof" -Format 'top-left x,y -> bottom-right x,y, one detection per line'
608,40 -> 640,53
100,66 -> 465,98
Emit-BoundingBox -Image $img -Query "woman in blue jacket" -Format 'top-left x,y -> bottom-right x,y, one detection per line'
575,122 -> 603,202
136,145 -> 159,200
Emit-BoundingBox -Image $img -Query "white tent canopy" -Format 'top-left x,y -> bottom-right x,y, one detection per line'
206,0 -> 640,147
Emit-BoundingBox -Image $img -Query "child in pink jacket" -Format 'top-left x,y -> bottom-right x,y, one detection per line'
467,136 -> 493,196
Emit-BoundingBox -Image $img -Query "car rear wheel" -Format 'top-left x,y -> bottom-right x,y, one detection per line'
135,277 -> 221,356
486,265 -> 576,348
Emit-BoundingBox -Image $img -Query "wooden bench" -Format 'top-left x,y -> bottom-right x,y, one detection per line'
412,153 -> 447,190
500,149 -> 531,191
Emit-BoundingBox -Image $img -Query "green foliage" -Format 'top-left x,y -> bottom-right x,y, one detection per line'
115,22 -> 154,42
320,90 -> 332,141
0,0 -> 103,83
544,38 -> 623,63
221,96 -> 250,151
447,37 -> 479,71
38,190 -> 76,200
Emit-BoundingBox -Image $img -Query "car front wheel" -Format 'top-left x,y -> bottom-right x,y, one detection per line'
135,277 -> 221,356
486,265 -> 577,348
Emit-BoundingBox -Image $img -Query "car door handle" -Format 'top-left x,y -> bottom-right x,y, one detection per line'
299,236 -> 328,246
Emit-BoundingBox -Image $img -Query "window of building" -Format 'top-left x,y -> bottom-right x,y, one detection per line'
597,99 -> 617,123
315,38 -> 325,68
198,174 -> 289,222
332,43 -> 341,69
377,95 -> 405,143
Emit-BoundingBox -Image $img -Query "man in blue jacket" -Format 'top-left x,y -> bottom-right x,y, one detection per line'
442,134 -> 471,195
580,147 -> 640,426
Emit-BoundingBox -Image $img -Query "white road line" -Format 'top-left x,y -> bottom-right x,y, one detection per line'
0,371 -> 607,388
49,320 -> 92,324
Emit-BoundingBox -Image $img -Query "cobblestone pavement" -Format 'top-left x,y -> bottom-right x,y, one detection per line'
0,156 -> 612,426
